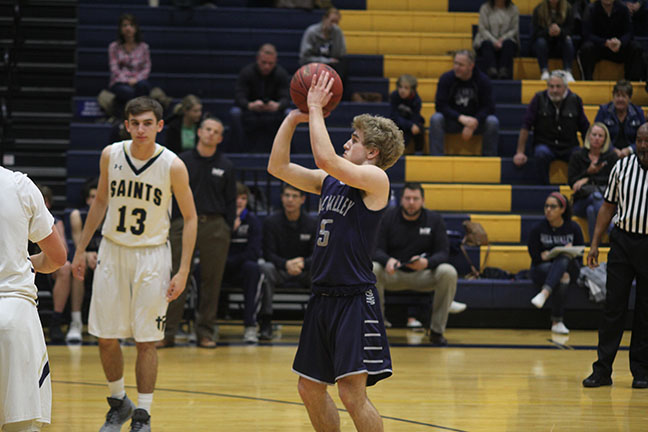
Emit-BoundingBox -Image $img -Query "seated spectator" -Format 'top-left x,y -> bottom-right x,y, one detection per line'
532,0 -> 576,81
513,70 -> 590,184
389,74 -> 425,154
37,185 -> 72,343
578,0 -> 644,81
299,7 -> 348,98
165,94 -> 203,154
66,178 -> 102,343
473,0 -> 520,79
568,122 -> 618,241
594,79 -> 645,158
568,0 -> 591,36
372,183 -> 466,346
108,13 -> 152,118
429,50 -> 499,156
222,182 -> 266,344
230,43 -> 290,151
624,0 -> 648,36
260,184 -> 316,341
528,192 -> 584,335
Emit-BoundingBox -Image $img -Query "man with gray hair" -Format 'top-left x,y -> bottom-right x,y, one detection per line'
429,49 -> 499,156
230,43 -> 291,151
513,70 -> 590,184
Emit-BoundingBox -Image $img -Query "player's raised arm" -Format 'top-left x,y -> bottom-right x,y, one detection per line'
267,109 -> 327,195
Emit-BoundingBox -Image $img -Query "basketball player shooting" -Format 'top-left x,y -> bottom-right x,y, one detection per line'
267,71 -> 404,431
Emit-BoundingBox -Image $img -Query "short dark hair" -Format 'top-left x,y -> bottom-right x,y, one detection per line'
281,183 -> 304,196
199,115 -> 223,129
117,13 -> 141,44
488,0 -> 511,7
236,181 -> 250,197
38,184 -> 53,207
124,96 -> 163,122
402,182 -> 424,198
613,80 -> 633,98
82,177 -> 98,201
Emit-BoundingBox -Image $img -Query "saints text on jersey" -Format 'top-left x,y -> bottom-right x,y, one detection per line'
110,179 -> 163,206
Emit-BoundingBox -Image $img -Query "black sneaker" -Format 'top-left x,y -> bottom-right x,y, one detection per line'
49,324 -> 65,343
130,408 -> 151,431
100,395 -> 135,432
429,331 -> 448,346
259,320 -> 273,341
582,372 -> 612,388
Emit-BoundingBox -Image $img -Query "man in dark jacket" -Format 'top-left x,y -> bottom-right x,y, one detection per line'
260,183 -> 316,340
578,0 -> 644,81
429,49 -> 499,156
372,183 -> 464,346
158,116 -> 236,349
513,70 -> 590,184
230,43 -> 291,151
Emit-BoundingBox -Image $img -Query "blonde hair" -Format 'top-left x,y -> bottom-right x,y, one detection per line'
584,122 -> 611,153
351,114 -> 404,170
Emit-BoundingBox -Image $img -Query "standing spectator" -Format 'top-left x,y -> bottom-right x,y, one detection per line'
222,182 -> 266,344
429,50 -> 499,156
578,0 -> 644,81
230,44 -> 291,151
0,167 -> 67,432
513,70 -> 590,184
583,123 -> 648,389
568,123 -> 618,241
594,80 -> 645,158
108,13 -> 152,118
528,192 -> 585,334
473,0 -> 520,79
389,74 -> 425,154
158,116 -> 236,349
260,184 -> 317,341
299,8 -> 348,98
66,178 -> 102,343
165,94 -> 203,154
532,0 -> 576,81
372,183 -> 466,345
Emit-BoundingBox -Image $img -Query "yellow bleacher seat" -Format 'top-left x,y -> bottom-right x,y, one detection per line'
346,32 -> 471,56
366,0 -> 447,11
471,214 -> 521,244
422,184 -> 512,212
444,134 -> 482,155
340,11 -> 478,33
480,245 -> 610,274
405,156 -> 500,183
549,160 -> 568,185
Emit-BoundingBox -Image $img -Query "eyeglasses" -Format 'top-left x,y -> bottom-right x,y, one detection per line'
544,204 -> 560,210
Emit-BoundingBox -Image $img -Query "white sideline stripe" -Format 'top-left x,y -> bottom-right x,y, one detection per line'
364,333 -> 380,337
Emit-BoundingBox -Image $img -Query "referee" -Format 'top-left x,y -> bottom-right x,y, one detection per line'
583,123 -> 648,389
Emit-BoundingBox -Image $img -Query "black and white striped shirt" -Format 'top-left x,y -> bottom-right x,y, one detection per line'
604,154 -> 648,234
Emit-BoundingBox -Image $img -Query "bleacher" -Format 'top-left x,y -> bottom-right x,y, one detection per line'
68,0 -> 638,328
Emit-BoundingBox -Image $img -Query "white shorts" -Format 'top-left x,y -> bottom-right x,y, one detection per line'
89,238 -> 171,342
0,297 -> 51,427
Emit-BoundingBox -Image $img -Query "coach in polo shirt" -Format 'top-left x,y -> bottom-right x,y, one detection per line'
583,122 -> 648,389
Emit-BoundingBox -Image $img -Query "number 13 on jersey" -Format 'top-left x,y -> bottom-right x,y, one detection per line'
116,205 -> 147,235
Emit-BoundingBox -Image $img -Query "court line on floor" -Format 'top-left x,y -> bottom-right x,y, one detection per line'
53,380 -> 467,431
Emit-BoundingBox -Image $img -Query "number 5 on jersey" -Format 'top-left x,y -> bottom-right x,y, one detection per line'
317,219 -> 333,247
116,205 -> 147,235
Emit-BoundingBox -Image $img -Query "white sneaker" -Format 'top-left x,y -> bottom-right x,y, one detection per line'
540,70 -> 550,81
551,322 -> 570,335
564,71 -> 575,83
243,326 -> 258,343
449,301 -> 467,314
65,321 -> 82,343
531,291 -> 547,309
406,318 -> 423,328
383,319 -> 392,329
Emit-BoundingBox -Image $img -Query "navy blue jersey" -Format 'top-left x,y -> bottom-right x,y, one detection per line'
311,175 -> 386,294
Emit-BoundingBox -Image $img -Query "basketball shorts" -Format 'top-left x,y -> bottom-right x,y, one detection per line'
0,297 -> 51,427
292,286 -> 392,387
88,238 -> 171,342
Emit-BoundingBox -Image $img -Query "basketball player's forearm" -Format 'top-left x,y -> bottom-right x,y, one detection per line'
177,217 -> 197,275
308,106 -> 337,169
268,117 -> 298,177
30,252 -> 61,274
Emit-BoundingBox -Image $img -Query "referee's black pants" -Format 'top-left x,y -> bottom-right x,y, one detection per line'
593,227 -> 648,379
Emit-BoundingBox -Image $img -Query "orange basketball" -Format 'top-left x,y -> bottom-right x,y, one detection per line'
290,62 -> 343,114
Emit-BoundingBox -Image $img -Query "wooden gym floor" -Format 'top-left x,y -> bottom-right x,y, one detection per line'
47,324 -> 647,431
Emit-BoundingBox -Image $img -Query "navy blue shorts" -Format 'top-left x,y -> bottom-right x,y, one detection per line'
292,286 -> 392,387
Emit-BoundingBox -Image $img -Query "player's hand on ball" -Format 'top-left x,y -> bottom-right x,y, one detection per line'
307,72 -> 334,111
167,273 -> 187,302
287,109 -> 309,123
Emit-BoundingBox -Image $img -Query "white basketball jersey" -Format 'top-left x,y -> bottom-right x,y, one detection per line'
102,141 -> 176,247
0,167 -> 54,304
